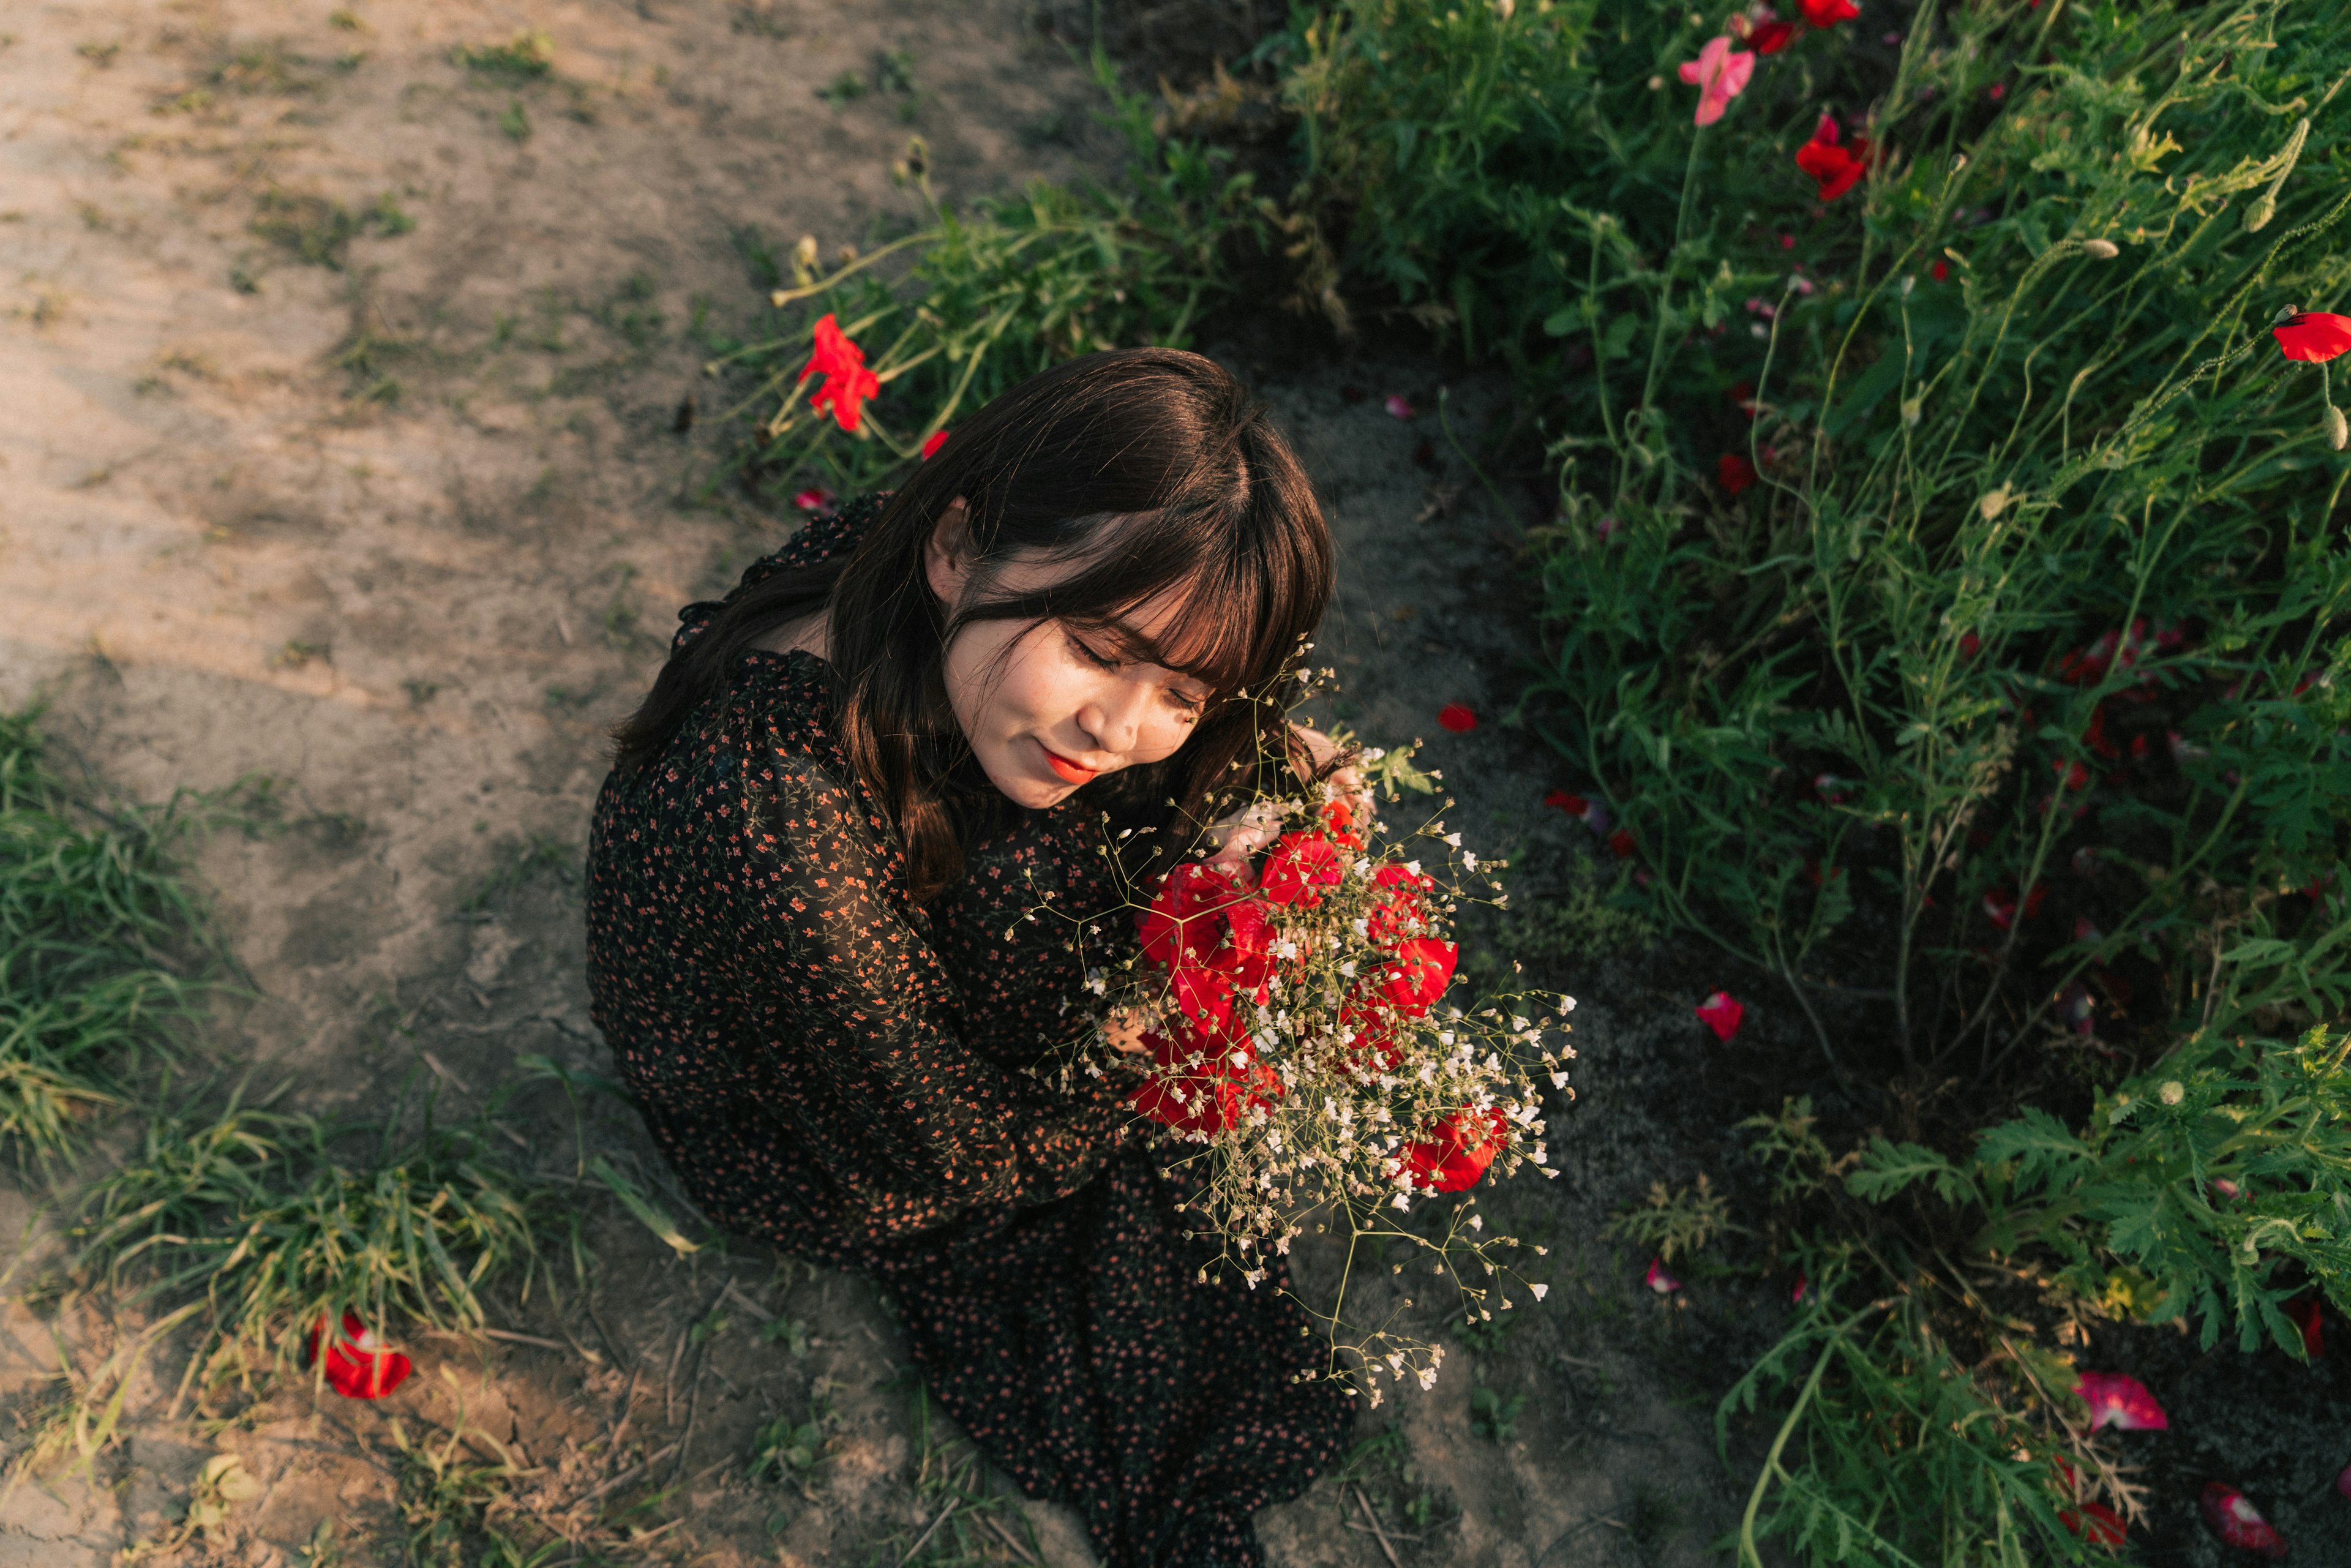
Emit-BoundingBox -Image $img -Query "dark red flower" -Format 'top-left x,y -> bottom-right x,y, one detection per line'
797,313 -> 882,433
1543,789 -> 1586,815
2273,312 -> 2351,363
1730,381 -> 1758,418
1381,937 -> 1458,1016
1438,703 -> 1478,732
1718,453 -> 1758,495
1795,114 -> 1870,201
1749,18 -> 1798,52
1959,630 -> 1980,657
309,1312 -> 413,1400
1932,258 -> 1950,282
1130,1054 -> 1282,1137
2078,1371 -> 2167,1431
1607,827 -> 1636,859
1261,831 -> 1346,908
1396,1107 -> 1508,1193
1795,0 -> 1858,23
920,429 -> 949,459
1365,863 -> 1434,947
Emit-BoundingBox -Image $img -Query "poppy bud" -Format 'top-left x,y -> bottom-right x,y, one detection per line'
2327,405 -> 2348,451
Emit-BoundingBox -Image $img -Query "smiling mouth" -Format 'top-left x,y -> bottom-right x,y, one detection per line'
1041,746 -> 1099,785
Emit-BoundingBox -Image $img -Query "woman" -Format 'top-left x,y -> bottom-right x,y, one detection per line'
586,348 -> 1354,1566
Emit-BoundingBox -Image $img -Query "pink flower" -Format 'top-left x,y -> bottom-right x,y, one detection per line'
2338,1461 -> 2351,1499
793,486 -> 838,514
1438,703 -> 1477,732
2199,1483 -> 2287,1558
1384,392 -> 1415,419
920,429 -> 950,459
1695,991 -> 1745,1041
1645,1257 -> 1682,1294
2076,1371 -> 2167,1431
1790,1272 -> 1808,1304
1677,36 -> 1755,126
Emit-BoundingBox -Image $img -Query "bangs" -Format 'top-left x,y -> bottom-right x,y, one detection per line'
973,505 -> 1302,700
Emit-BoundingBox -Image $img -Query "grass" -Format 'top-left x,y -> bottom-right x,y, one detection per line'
0,707 -> 218,1162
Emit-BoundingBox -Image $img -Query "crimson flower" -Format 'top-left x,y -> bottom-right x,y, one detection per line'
2052,1459 -> 2127,1548
1794,114 -> 1870,201
1931,258 -> 1951,282
1695,991 -> 1745,1041
1677,36 -> 1755,127
920,429 -> 950,459
2199,1483 -> 2287,1558
2286,1294 -> 2324,1359
1138,863 -> 1269,980
1748,18 -> 1798,51
1261,831 -> 1346,908
1795,0 -> 1859,23
1438,703 -> 1478,732
1365,863 -> 1434,947
798,313 -> 882,433
1644,1257 -> 1682,1294
309,1312 -> 413,1400
2272,311 -> 2351,362
1543,789 -> 1586,814
1381,937 -> 1458,1016
793,486 -> 838,514
1395,1107 -> 1507,1193
1718,452 -> 1757,494
2077,1370 -> 2167,1431
1130,1055 -> 1282,1137
1607,827 -> 1636,859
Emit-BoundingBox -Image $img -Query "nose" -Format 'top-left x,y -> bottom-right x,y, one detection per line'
1075,677 -> 1151,759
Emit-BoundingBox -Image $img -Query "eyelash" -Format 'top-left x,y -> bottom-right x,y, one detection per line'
1069,632 -> 1207,714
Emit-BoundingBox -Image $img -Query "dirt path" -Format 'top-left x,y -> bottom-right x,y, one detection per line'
1,4 -> 1738,1563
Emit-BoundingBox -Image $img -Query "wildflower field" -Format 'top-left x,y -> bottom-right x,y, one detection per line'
2,0 -> 2347,1564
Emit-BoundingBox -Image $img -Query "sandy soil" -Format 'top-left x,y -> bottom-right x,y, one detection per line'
0,3 -> 1742,1563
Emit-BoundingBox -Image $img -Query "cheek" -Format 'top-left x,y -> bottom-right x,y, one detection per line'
944,625 -> 1076,730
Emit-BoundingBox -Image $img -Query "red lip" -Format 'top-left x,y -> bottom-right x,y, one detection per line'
1042,746 -> 1098,785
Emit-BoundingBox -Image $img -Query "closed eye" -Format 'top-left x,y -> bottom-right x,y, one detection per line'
1068,629 -> 1210,716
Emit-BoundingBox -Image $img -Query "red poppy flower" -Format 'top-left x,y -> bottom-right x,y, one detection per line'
1366,863 -> 1434,946
309,1312 -> 413,1400
1794,114 -> 1870,201
1931,258 -> 1950,282
1695,991 -> 1745,1041
1748,18 -> 1798,51
2273,312 -> 2351,362
2199,1483 -> 2287,1558
1130,1054 -> 1281,1137
2077,1371 -> 2167,1431
1261,831 -> 1346,908
1958,629 -> 1980,657
1137,864 -> 1269,977
1396,1107 -> 1507,1193
1543,789 -> 1586,815
1717,452 -> 1757,495
1340,999 -> 1402,1074
797,313 -> 882,433
920,429 -> 950,459
1607,827 -> 1636,859
793,486 -> 838,514
2287,1294 -> 2324,1358
1381,937 -> 1458,1016
1438,703 -> 1478,733
1795,0 -> 1858,23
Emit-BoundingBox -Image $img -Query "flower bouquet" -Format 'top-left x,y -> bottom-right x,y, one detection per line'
1051,732 -> 1574,1402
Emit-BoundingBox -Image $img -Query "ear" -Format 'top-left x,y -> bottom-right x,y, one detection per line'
923,498 -> 973,606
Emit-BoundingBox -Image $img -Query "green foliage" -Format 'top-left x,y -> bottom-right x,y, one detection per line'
252,187 -> 414,269
1468,1383 -> 1526,1442
70,1089 -> 555,1404
1609,1172 -> 1734,1265
747,1389 -> 837,1484
0,707 -> 214,1160
708,61 -> 1261,501
451,29 -> 553,81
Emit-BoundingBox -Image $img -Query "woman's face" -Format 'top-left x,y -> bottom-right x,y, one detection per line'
928,503 -> 1214,809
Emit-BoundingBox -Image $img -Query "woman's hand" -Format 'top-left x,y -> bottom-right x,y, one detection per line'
1202,722 -> 1372,872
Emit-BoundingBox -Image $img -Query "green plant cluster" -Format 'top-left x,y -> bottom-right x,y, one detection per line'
703,60 -> 1263,501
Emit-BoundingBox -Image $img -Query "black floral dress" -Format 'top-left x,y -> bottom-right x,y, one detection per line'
585,497 -> 1352,1567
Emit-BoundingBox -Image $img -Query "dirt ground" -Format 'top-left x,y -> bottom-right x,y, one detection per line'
0,2 -> 1749,1564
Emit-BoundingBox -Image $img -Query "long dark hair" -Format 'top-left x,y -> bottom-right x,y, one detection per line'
612,348 -> 1334,902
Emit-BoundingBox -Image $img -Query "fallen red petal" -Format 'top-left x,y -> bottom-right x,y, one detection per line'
1645,1257 -> 1681,1294
1438,703 -> 1477,733
1717,452 -> 1758,495
1695,991 -> 1745,1042
1543,789 -> 1588,815
2077,1370 -> 2168,1431
1384,392 -> 1415,420
2199,1482 -> 2287,1558
2287,1294 -> 2323,1359
920,429 -> 950,459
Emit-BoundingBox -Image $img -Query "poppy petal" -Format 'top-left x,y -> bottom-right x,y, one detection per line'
1695,991 -> 1745,1041
2077,1370 -> 2167,1431
2199,1482 -> 2287,1558
2273,311 -> 2351,363
920,429 -> 950,459
1645,1257 -> 1682,1294
1438,703 -> 1478,732
1384,393 -> 1415,419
